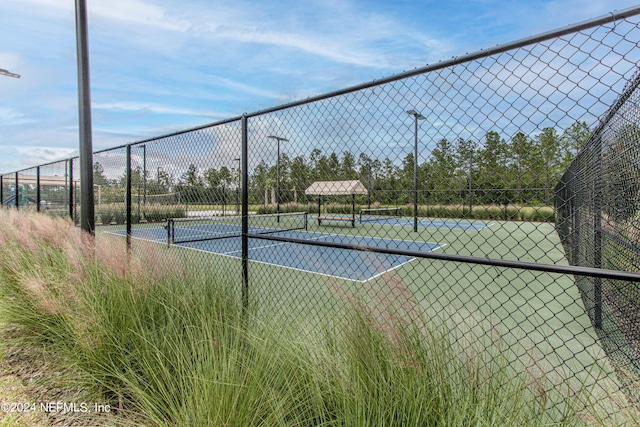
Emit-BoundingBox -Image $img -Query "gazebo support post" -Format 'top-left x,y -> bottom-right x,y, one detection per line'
352,194 -> 355,224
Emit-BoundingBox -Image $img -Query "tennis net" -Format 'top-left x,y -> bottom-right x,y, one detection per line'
167,212 -> 308,244
359,207 -> 403,223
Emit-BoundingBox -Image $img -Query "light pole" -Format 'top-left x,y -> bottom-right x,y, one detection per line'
75,0 -> 95,234
0,68 -> 20,78
406,110 -> 425,233
267,135 -> 288,222
234,158 -> 241,215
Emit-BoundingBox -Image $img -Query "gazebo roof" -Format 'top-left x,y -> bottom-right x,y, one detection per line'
13,174 -> 76,187
305,180 -> 368,196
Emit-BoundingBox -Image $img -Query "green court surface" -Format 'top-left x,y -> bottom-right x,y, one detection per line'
111,216 -> 619,412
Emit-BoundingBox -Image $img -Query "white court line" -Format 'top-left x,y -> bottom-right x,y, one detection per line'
369,218 -> 494,231
356,242 -> 447,283
107,227 -> 446,283
221,232 -> 335,256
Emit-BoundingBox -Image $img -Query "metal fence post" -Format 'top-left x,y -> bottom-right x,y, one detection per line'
126,145 -> 132,251
68,160 -> 74,219
15,172 -> 19,210
593,137 -> 603,329
36,166 -> 41,212
241,115 -> 249,312
0,175 -> 3,208
573,164 -> 582,267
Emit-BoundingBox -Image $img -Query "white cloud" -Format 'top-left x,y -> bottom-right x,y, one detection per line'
187,2 -> 453,69
204,75 -> 281,99
0,108 -> 36,126
90,0 -> 191,32
17,146 -> 77,164
0,145 -> 77,174
209,27 -> 387,68
20,0 -> 190,32
541,0 -> 640,26
5,0 -> 637,178
93,101 -> 230,119
0,52 -> 22,71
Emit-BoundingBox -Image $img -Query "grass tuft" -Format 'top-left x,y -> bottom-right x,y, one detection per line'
0,209 -> 628,426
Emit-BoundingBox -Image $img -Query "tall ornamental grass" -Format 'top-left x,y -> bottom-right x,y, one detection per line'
0,210 -> 627,426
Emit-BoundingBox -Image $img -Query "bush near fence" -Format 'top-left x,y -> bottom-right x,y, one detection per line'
258,202 -> 554,222
95,204 -> 185,225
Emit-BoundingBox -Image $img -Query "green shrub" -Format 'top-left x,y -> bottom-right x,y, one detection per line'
257,202 -> 555,222
95,204 -> 186,225
257,203 -> 307,215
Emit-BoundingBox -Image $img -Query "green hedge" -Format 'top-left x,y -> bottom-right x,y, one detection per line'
95,204 -> 186,225
253,203 -> 554,222
257,203 -> 308,215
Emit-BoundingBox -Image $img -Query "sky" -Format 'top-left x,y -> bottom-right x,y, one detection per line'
1,0 -> 640,174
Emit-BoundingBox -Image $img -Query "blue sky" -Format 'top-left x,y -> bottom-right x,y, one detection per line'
1,0 -> 639,173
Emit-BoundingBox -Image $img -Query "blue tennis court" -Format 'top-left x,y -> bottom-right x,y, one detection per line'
110,226 -> 444,282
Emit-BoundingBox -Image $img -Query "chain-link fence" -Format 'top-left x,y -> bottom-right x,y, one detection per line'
5,7 -> 640,424
556,67 -> 640,406
2,159 -> 77,217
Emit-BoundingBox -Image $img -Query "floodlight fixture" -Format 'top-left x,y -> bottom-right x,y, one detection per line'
0,68 -> 20,78
406,109 -> 426,120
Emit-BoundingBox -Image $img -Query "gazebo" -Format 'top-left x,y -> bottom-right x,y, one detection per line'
305,180 -> 368,227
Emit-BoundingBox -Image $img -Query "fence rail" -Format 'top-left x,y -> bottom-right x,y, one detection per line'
4,7 -> 640,424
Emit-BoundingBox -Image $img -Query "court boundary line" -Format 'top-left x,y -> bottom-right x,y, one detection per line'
105,227 -> 446,283
108,229 -> 377,283
356,217 -> 495,230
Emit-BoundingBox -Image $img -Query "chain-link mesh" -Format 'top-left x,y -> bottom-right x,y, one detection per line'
238,17 -> 640,420
556,68 -> 640,406
38,160 -> 72,217
1,173 -> 16,209
14,167 -> 38,211
4,10 -> 640,425
71,157 -> 80,225
92,147 -> 128,226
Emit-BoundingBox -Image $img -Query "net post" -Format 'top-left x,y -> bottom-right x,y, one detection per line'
126,144 -> 132,251
165,218 -> 173,248
241,115 -> 249,313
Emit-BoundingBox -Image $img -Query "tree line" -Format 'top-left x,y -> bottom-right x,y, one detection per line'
93,122 -> 591,207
